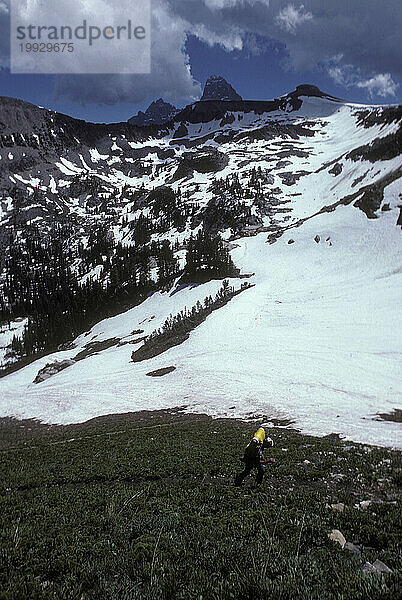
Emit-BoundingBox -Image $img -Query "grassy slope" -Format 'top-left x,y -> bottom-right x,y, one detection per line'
0,410 -> 401,600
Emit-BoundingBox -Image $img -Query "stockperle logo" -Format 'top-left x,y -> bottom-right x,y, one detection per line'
11,0 -> 151,74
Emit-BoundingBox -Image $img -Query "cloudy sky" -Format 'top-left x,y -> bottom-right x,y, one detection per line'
0,0 -> 401,122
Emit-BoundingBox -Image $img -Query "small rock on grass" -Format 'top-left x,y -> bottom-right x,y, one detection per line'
344,542 -> 360,555
363,560 -> 393,574
363,562 -> 375,573
372,559 -> 393,574
331,503 -> 345,512
329,529 -> 346,548
355,500 -> 371,510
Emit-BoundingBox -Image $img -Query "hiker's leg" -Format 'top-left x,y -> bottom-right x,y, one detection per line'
234,463 -> 252,486
256,462 -> 265,485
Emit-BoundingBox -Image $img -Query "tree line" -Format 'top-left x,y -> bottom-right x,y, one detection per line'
2,221 -> 237,362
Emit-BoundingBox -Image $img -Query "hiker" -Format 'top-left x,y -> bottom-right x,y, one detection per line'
234,427 -> 274,486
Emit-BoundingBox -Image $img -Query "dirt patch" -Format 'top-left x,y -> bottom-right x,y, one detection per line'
73,337 -> 120,361
146,366 -> 176,377
118,336 -> 147,347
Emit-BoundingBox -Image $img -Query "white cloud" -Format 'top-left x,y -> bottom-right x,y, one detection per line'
328,67 -> 345,86
275,3 -> 313,34
357,73 -> 398,98
327,60 -> 398,99
55,2 -> 201,105
327,62 -> 357,88
192,22 -> 243,51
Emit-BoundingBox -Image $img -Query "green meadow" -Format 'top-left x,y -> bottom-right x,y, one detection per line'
1,410 -> 400,599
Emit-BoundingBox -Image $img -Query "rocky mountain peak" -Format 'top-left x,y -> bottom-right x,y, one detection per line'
201,75 -> 242,102
128,98 -> 179,126
294,84 -> 324,97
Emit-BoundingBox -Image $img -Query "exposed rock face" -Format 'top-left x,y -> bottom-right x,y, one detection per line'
172,148 -> 229,181
128,98 -> 179,126
172,122 -> 189,139
354,184 -> 383,218
329,163 -> 343,176
201,76 -> 242,101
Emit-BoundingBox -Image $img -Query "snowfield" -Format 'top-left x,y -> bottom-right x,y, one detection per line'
0,92 -> 401,448
1,201 -> 400,448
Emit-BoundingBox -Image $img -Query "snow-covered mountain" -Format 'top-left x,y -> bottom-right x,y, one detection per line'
0,83 -> 401,447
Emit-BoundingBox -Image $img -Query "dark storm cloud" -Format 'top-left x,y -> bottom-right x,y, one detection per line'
167,0 -> 401,78
1,1 -> 400,104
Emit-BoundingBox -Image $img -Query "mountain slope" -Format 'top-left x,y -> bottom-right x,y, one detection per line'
0,86 -> 401,447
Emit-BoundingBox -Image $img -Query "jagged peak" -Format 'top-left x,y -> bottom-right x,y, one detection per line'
128,98 -> 179,126
148,98 -> 176,110
201,75 -> 242,102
